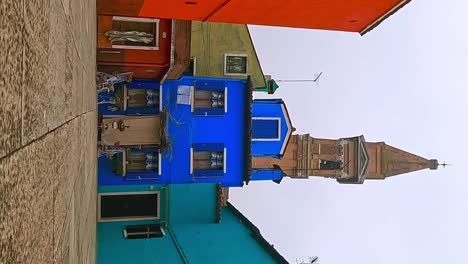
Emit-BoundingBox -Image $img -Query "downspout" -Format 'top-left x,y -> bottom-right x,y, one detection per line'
164,185 -> 189,264
161,20 -> 176,84
166,225 -> 189,264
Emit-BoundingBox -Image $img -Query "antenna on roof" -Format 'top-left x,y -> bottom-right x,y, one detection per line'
276,72 -> 323,85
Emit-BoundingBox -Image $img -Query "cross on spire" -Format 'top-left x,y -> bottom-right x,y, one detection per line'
439,161 -> 451,168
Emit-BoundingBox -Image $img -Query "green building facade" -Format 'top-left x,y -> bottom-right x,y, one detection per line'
190,22 -> 279,93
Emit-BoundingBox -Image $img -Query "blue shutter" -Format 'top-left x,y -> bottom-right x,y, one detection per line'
194,80 -> 225,91
127,107 -> 159,115
193,169 -> 224,178
125,172 -> 159,180
192,143 -> 224,152
127,80 -> 160,89
193,108 -> 225,116
252,119 -> 279,139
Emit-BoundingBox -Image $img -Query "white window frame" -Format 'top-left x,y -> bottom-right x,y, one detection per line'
122,149 -> 161,179
111,16 -> 160,50
224,53 -> 248,76
190,87 -> 228,114
189,147 -> 227,175
192,57 -> 197,76
98,191 -> 160,222
251,117 -> 282,141
223,148 -> 227,173
224,87 -> 228,113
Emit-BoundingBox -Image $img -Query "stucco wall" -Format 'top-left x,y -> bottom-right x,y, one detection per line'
191,22 -> 266,88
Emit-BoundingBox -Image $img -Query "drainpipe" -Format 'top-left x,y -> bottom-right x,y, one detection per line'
166,225 -> 189,264
163,185 -> 189,263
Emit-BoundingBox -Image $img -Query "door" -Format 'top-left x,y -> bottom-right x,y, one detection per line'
101,115 -> 161,146
98,192 -> 160,222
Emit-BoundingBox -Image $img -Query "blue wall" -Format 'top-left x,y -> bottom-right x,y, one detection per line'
99,76 -> 249,188
161,77 -> 248,187
251,99 -> 290,158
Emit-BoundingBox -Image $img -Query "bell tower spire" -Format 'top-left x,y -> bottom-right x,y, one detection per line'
251,134 -> 439,184
365,142 -> 438,180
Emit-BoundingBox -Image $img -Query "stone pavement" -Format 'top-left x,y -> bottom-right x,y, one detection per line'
0,0 -> 97,263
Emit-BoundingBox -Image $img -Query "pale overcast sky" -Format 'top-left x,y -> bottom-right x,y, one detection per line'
231,1 -> 468,263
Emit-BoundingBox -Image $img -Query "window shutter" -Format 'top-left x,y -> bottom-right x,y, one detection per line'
192,143 -> 224,152
193,169 -> 224,178
194,80 -> 225,91
193,108 -> 225,116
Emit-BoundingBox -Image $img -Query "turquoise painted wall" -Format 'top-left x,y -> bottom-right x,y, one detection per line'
97,184 -> 283,264
97,220 -> 184,264
168,184 -> 217,224
171,208 -> 280,264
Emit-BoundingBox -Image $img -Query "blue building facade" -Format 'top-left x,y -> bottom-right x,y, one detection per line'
98,76 -> 293,188
97,183 -> 288,264
96,75 -> 294,263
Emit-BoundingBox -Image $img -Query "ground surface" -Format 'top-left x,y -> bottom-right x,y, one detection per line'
0,0 -> 97,263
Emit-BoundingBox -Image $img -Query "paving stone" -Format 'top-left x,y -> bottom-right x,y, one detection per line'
0,0 -> 24,158
53,119 -> 79,253
22,39 -> 50,144
24,0 -> 50,50
47,0 -> 71,130
1,0 -> 97,263
0,133 -> 55,263
53,206 -> 71,264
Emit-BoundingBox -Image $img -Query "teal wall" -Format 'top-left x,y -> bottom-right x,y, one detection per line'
171,208 -> 280,264
97,184 -> 282,264
97,220 -> 184,264
168,184 -> 217,224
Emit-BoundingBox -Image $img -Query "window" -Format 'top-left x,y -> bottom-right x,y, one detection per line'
124,224 -> 164,239
125,149 -> 158,173
190,143 -> 226,178
224,54 -> 248,75
126,88 -> 159,109
190,80 -> 227,116
252,118 -> 281,141
98,192 -> 160,222
109,148 -> 160,178
107,16 -> 159,50
319,160 -> 342,170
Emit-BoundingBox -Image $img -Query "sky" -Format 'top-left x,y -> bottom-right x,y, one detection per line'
231,1 -> 468,263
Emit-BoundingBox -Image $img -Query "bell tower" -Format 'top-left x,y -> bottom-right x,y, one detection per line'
252,134 -> 439,184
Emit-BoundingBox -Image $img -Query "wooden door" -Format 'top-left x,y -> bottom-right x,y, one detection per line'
101,116 -> 161,146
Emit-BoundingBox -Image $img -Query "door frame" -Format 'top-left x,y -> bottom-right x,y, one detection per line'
97,191 -> 160,222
